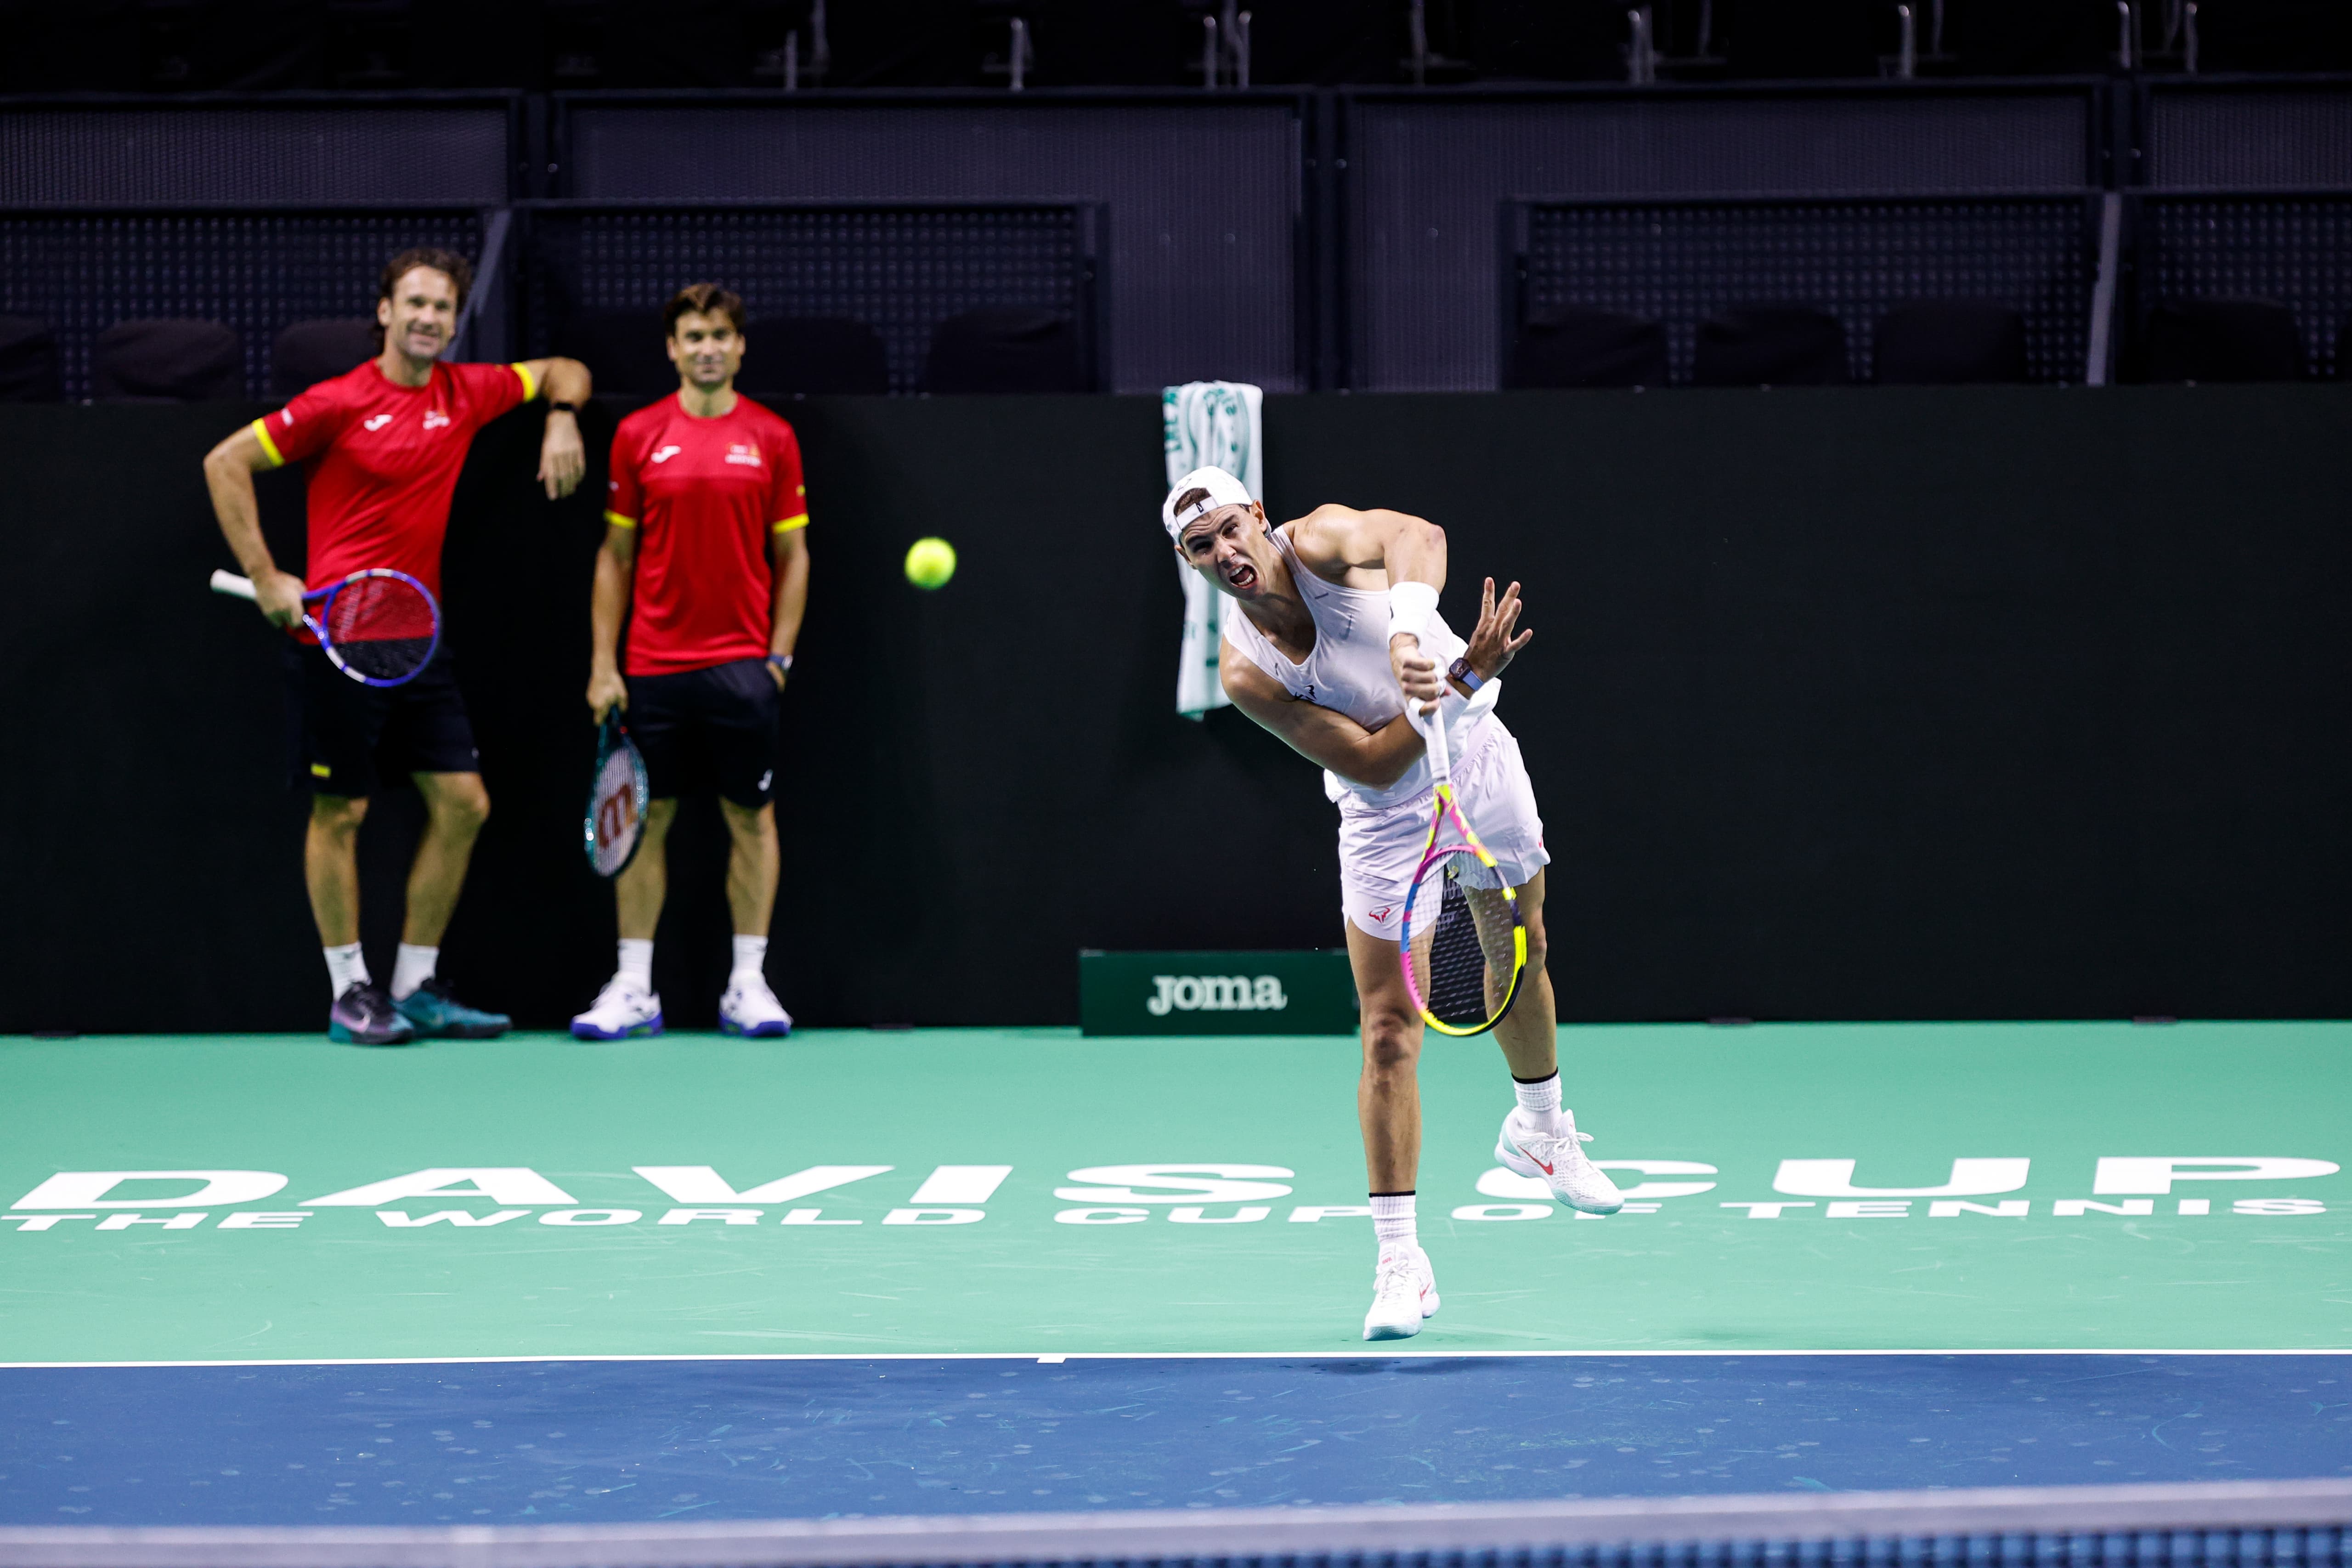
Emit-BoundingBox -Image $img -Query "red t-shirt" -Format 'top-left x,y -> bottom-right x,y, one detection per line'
605,393 -> 808,678
253,359 -> 535,599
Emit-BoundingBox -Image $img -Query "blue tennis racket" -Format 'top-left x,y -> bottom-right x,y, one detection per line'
210,567 -> 441,688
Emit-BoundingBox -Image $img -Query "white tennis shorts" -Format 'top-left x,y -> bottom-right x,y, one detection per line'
1338,721 -> 1549,942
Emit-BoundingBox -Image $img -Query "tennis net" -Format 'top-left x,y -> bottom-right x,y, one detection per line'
3,1478 -> 2347,1568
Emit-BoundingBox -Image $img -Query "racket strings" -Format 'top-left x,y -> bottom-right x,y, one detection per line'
322,575 -> 437,681
1405,851 -> 1520,1029
586,733 -> 650,878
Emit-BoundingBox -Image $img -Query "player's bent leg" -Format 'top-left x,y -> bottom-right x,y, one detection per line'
1487,870 -> 1623,1214
391,771 -> 509,1040
1346,920 -> 1438,1339
305,794 -> 414,1047
575,800 -> 675,1041
716,799 -> 791,1038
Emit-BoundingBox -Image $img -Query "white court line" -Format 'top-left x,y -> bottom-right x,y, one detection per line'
3,1346 -> 2351,1370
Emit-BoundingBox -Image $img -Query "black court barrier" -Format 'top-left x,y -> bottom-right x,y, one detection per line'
0,204 -> 492,401
1,1478 -> 2350,1568
0,93 -> 523,207
516,200 -> 1106,397
1339,81 -> 2111,390
1506,192 -> 2104,386
7,386 -> 2352,1032
548,91 -> 1311,396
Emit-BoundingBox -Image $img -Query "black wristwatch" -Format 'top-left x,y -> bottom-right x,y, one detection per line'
548,400 -> 579,416
1448,656 -> 1485,691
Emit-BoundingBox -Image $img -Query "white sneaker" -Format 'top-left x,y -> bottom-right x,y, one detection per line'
1496,1106 -> 1624,1214
570,977 -> 663,1040
1362,1245 -> 1440,1341
719,973 -> 793,1038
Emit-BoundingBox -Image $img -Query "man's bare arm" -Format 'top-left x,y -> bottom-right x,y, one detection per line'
586,522 -> 635,721
1296,505 -> 1450,712
767,527 -> 810,683
1220,652 -> 1426,791
516,356 -> 593,499
202,423 -> 306,627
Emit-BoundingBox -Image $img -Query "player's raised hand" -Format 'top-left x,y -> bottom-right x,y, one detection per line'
539,414 -> 587,499
1464,577 -> 1533,680
254,567 -> 309,629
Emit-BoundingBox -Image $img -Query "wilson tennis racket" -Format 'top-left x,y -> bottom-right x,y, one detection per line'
1396,696 -> 1527,1037
211,568 -> 441,688
585,713 -> 651,878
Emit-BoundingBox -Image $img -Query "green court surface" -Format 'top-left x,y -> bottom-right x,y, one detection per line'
1,1023 -> 2346,1364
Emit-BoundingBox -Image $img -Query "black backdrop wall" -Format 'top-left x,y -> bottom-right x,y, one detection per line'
3,386 -> 2347,1033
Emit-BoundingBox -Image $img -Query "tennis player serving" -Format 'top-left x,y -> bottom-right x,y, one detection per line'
1165,466 -> 1622,1341
204,246 -> 591,1046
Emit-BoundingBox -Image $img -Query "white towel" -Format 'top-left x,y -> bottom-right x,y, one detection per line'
1162,381 -> 1263,719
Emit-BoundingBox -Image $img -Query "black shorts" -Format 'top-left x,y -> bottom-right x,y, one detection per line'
284,640 -> 479,797
627,658 -> 780,809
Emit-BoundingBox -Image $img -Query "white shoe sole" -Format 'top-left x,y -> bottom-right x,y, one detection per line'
1495,1132 -> 1625,1214
1363,1314 -> 1424,1341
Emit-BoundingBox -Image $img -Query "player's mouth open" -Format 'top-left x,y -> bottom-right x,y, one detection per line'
1225,561 -> 1258,590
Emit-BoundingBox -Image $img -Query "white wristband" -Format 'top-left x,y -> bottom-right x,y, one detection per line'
1386,581 -> 1439,645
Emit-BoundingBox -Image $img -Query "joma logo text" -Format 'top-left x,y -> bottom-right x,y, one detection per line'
1146,975 -> 1289,1016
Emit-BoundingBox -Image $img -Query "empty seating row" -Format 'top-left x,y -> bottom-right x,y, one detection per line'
0,309 -> 1091,402
552,307 -> 1089,398
1508,297 -> 2352,389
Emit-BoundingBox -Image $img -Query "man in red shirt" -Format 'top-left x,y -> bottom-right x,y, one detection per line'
572,283 -> 809,1039
204,246 -> 592,1046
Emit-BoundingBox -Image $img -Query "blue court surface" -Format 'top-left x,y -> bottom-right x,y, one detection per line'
5,1354 -> 2350,1525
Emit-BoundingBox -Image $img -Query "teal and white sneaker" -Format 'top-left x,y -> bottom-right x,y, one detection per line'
718,974 -> 792,1038
1496,1106 -> 1624,1214
571,977 -> 662,1040
393,977 -> 511,1039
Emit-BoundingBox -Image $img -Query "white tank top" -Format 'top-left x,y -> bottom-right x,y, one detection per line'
1221,529 -> 1482,810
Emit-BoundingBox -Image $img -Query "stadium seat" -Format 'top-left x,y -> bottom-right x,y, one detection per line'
740,317 -> 891,397
554,309 -> 676,397
1691,305 -> 1850,387
921,308 -> 1086,395
1506,308 -> 1668,390
0,317 -> 63,402
1872,301 -> 2028,385
272,319 -> 378,397
91,319 -> 243,402
2141,298 -> 2306,383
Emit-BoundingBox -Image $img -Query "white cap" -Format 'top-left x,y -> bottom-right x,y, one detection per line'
1162,465 -> 1256,543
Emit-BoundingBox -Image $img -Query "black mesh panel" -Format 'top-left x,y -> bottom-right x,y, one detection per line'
522,204 -> 1096,397
0,209 -> 485,401
1517,196 -> 2096,385
2137,192 -> 2352,380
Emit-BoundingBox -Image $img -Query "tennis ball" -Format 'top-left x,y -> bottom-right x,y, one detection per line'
904,536 -> 956,590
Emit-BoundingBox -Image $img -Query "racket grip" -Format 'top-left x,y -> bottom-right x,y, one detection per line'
209,570 -> 258,601
1425,697 -> 1453,787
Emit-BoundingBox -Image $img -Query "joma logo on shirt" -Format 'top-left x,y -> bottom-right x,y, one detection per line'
650,446 -> 682,464
362,413 -> 394,431
1146,975 -> 1290,1015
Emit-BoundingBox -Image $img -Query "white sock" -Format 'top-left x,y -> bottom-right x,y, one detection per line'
1371,1192 -> 1417,1250
616,938 -> 653,993
730,934 -> 768,985
390,944 -> 438,1001
1514,1072 -> 1563,1125
325,942 -> 368,998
